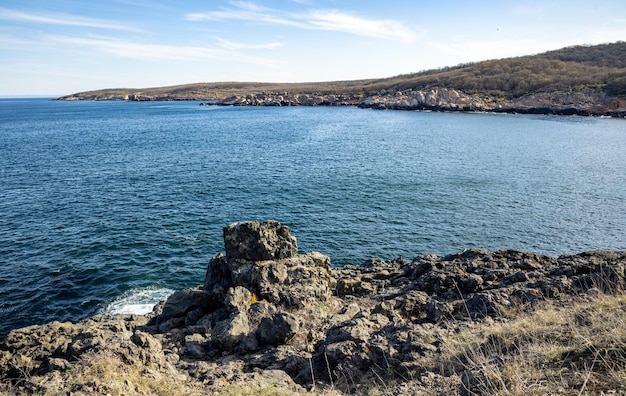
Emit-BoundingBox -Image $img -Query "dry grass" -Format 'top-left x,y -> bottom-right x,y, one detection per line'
439,293 -> 626,395
3,291 -> 626,395
214,384 -> 343,396
1,348 -> 208,396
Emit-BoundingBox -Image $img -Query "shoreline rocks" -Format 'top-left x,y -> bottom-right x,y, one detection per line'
356,88 -> 625,117
2,221 -> 625,395
58,87 -> 626,117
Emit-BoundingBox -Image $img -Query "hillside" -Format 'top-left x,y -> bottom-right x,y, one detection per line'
378,41 -> 626,97
57,42 -> 626,116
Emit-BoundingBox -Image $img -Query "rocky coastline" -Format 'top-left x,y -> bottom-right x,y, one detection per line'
60,88 -> 626,117
2,221 -> 626,395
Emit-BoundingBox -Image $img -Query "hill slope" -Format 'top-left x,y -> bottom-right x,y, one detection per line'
57,42 -> 626,116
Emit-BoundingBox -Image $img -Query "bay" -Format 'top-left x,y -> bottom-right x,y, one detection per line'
0,98 -> 624,334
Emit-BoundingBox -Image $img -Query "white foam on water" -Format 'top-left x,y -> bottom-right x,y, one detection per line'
104,287 -> 175,315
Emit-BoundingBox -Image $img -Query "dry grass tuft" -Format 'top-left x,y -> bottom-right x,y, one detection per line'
439,293 -> 626,395
2,347 -> 208,396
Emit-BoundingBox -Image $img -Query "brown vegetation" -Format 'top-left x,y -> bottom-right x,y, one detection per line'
58,42 -> 626,102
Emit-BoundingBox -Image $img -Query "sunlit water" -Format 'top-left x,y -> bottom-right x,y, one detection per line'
1,99 -> 624,334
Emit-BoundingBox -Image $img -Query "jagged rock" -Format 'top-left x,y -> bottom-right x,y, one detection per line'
358,88 -> 495,112
211,312 -> 250,352
205,250 -> 334,308
256,312 -> 299,346
223,220 -> 298,260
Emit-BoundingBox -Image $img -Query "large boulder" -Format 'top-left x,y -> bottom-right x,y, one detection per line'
148,221 -> 335,356
223,220 -> 298,260
205,221 -> 334,307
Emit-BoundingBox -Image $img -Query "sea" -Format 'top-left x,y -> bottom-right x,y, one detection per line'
1,98 -> 625,335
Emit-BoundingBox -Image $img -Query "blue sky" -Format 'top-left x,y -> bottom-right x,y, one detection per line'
1,0 -> 624,96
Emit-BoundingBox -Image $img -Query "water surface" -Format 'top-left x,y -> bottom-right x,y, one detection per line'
0,99 -> 624,334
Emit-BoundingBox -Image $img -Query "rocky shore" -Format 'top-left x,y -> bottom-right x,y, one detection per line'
356,88 -> 626,117
62,87 -> 626,117
2,221 -> 625,395
207,88 -> 624,117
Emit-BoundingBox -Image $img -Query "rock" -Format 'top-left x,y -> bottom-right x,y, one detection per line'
158,288 -> 215,321
205,251 -> 334,308
223,220 -> 298,260
256,312 -> 300,346
43,357 -> 72,372
465,292 -> 502,318
225,286 -> 254,312
131,330 -> 161,351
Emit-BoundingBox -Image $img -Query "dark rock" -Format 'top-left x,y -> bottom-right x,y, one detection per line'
256,312 -> 300,346
211,312 -> 250,352
157,288 -> 215,323
465,293 -> 501,318
223,220 -> 297,260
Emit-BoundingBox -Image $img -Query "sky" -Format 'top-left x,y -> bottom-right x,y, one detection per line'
1,0 -> 625,96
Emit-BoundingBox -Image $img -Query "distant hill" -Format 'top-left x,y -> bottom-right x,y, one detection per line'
374,41 -> 626,98
58,42 -> 626,115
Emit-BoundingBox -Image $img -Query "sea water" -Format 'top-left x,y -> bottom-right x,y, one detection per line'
0,98 -> 624,334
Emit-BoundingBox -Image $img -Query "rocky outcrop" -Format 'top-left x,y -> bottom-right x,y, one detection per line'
358,88 -> 495,112
1,221 -> 625,395
357,87 -> 626,116
496,91 -> 624,116
210,92 -> 364,107
206,87 -> 626,117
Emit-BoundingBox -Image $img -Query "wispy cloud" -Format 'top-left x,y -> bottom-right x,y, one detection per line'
186,1 -> 302,27
0,7 -> 138,31
216,37 -> 284,50
185,1 -> 418,42
46,34 -> 281,66
307,9 -> 416,42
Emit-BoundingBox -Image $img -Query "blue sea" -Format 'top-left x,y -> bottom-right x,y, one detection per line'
1,98 -> 625,334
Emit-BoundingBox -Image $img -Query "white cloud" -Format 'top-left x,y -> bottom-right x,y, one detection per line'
185,1 -> 303,27
0,7 -> 138,31
307,9 -> 417,42
216,37 -> 284,50
185,1 -> 418,42
46,34 -> 282,67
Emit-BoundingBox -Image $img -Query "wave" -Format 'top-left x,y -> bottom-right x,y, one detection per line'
103,287 -> 175,315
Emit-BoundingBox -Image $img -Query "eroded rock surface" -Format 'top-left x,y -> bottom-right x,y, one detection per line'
2,220 -> 625,395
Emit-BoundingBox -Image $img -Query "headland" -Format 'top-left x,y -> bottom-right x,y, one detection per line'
56,42 -> 626,117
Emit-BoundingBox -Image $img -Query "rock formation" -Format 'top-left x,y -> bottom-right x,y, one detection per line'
211,92 -> 365,107
57,86 -> 626,117
355,87 -> 626,116
1,221 -> 625,395
357,88 -> 494,112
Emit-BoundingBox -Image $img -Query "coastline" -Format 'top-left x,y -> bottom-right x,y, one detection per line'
52,42 -> 626,119
2,221 -> 625,395
56,87 -> 626,118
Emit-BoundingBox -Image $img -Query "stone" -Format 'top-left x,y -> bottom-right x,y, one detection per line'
224,286 -> 254,312
131,330 -> 161,351
211,312 -> 250,352
157,288 -> 215,323
223,220 -> 298,260
256,312 -> 300,346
